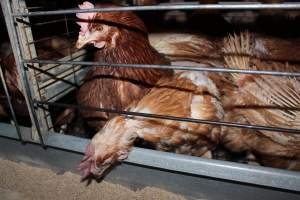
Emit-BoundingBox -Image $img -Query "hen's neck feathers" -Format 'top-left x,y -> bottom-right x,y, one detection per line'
86,29 -> 171,84
98,31 -> 168,67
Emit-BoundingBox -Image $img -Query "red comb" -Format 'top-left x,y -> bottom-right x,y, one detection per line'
76,1 -> 96,34
78,143 -> 94,181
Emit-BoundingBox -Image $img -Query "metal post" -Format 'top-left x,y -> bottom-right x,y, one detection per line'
1,0 -> 45,147
13,0 -> 51,134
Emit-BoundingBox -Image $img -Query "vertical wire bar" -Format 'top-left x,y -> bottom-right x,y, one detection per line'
63,14 -> 79,133
64,14 -> 77,86
1,0 -> 45,147
0,64 -> 24,143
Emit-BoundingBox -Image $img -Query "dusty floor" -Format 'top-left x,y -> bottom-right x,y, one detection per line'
0,158 -> 186,200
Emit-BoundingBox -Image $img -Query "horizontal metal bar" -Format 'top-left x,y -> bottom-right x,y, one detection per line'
36,50 -> 86,75
39,64 -> 81,84
26,64 -> 78,88
12,3 -> 300,17
40,70 -> 84,100
35,101 -> 300,134
45,86 -> 74,103
23,59 -> 300,77
24,18 -> 74,27
27,31 -> 77,45
26,6 -> 44,10
0,122 -> 299,192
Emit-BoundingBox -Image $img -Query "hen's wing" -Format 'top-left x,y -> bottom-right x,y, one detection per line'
128,71 -> 224,157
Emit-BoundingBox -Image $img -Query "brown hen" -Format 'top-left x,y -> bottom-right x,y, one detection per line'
149,31 -> 300,169
149,32 -> 300,66
0,44 -> 29,122
78,70 -> 223,179
222,32 -> 300,170
74,1 -> 172,131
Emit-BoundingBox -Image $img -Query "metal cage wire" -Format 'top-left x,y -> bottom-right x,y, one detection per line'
12,3 -> 300,17
15,2 -> 300,135
1,0 -> 300,192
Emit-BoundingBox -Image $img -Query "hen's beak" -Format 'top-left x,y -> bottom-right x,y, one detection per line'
92,164 -> 111,178
76,34 -> 106,49
76,42 -> 85,49
76,34 -> 88,49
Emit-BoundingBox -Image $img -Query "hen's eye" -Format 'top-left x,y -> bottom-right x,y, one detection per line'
96,26 -> 103,31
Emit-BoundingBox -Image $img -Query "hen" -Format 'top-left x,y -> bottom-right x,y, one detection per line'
78,70 -> 223,178
149,33 -> 223,67
0,36 -> 75,126
0,43 -> 29,124
73,1 -> 172,131
221,32 -> 300,170
150,32 -> 300,169
149,32 -> 300,65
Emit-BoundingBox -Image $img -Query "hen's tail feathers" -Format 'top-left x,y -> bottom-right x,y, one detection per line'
223,31 -> 253,81
223,32 -> 300,129
254,75 -> 300,128
223,32 -> 300,148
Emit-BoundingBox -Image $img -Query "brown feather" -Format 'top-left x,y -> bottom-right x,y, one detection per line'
150,32 -> 300,68
77,7 -> 172,131
0,52 -> 29,119
79,70 -> 224,177
221,32 -> 300,170
149,33 -> 223,66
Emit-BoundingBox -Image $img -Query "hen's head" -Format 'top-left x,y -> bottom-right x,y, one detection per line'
75,1 -> 148,49
78,116 -> 137,180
